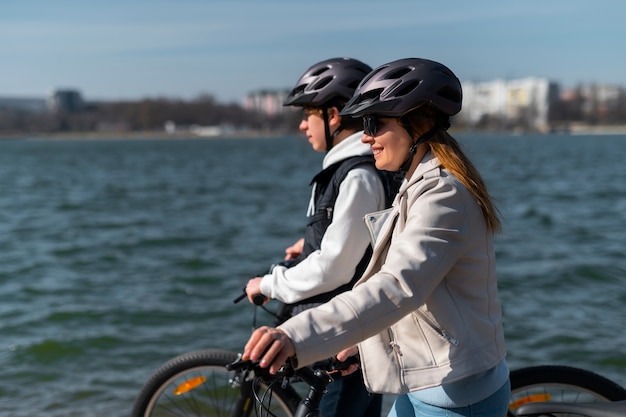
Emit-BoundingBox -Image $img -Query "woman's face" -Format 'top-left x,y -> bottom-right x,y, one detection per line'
361,116 -> 413,171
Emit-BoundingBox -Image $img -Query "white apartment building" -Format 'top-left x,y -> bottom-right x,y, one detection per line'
243,89 -> 293,116
460,78 -> 559,132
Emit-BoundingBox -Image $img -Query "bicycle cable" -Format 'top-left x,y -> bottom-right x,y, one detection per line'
252,375 -> 284,417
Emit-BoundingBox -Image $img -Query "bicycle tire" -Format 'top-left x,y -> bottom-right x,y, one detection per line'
131,349 -> 301,417
508,364 -> 626,416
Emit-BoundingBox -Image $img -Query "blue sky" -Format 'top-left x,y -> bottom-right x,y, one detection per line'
1,0 -> 625,104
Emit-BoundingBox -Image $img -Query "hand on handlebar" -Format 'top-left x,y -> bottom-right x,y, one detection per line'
245,277 -> 269,305
242,326 -> 296,375
335,346 -> 360,377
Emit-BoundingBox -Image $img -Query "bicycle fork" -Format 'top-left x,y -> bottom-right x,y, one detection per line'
229,370 -> 256,417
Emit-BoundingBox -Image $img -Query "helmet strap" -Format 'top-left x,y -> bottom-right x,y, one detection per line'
395,122 -> 439,180
322,107 -> 345,152
322,107 -> 333,152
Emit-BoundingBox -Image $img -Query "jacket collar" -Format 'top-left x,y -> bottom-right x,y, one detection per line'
397,151 -> 441,196
322,130 -> 371,169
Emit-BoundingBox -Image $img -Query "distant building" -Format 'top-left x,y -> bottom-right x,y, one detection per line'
243,89 -> 294,116
48,89 -> 84,113
0,97 -> 48,113
578,83 -> 624,118
460,78 -> 560,132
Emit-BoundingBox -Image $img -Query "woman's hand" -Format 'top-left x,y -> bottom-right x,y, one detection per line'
242,326 -> 295,374
336,345 -> 360,376
284,238 -> 304,260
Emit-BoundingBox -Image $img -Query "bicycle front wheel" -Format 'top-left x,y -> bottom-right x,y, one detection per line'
508,364 -> 626,416
132,349 -> 301,417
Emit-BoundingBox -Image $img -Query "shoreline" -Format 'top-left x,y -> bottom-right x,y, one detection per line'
3,124 -> 626,141
0,130 -> 294,141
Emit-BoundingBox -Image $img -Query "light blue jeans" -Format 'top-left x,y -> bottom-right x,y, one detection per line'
387,378 -> 510,417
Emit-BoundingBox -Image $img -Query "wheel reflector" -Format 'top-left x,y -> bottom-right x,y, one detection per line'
173,376 -> 207,395
509,393 -> 551,409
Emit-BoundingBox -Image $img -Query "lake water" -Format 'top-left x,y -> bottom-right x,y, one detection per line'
1,133 -> 625,416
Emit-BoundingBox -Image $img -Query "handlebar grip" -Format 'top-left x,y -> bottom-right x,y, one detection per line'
252,294 -> 267,306
334,355 -> 359,371
313,355 -> 360,372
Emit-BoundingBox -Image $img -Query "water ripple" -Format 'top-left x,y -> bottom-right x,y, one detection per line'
1,135 -> 626,416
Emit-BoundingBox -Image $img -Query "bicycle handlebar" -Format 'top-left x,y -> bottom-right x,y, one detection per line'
226,354 -> 360,417
233,287 -> 267,305
233,262 -> 285,306
226,354 -> 359,382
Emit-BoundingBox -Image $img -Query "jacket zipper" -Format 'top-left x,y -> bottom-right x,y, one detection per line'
387,327 -> 405,388
388,327 -> 402,356
416,310 -> 459,346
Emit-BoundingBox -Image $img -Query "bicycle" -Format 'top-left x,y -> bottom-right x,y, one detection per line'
131,345 -> 356,417
131,285 -> 359,417
515,400 -> 626,416
508,364 -> 626,416
132,283 -> 626,417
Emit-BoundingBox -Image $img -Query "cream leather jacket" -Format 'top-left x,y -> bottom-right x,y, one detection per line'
279,151 -> 506,394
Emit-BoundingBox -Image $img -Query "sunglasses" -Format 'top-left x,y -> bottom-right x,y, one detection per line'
363,115 -> 383,136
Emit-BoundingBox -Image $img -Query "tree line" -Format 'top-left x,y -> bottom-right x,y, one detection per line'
1,86 -> 626,137
0,95 -> 301,136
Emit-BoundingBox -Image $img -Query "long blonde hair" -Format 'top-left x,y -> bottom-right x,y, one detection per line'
403,109 -> 502,233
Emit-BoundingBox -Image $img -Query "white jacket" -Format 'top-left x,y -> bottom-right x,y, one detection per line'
260,131 -> 387,303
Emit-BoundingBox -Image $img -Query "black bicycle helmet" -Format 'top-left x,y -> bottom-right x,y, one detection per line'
339,58 -> 462,118
283,57 -> 372,107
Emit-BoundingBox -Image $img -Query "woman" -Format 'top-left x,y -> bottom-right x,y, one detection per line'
242,58 -> 510,417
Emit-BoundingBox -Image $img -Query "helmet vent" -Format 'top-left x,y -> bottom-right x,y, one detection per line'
312,66 -> 331,76
360,69 -> 380,85
394,80 -> 421,97
385,67 -> 412,80
314,76 -> 333,90
360,88 -> 384,104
